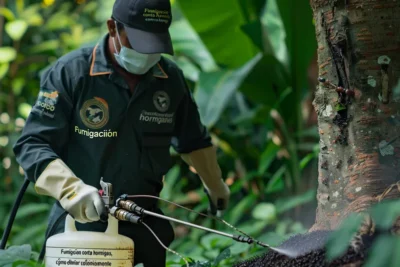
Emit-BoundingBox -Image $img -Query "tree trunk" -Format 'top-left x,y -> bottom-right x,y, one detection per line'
309,0 -> 400,231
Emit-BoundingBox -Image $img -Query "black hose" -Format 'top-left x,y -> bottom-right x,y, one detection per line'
0,178 -> 30,250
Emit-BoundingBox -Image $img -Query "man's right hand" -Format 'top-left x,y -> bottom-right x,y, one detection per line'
59,181 -> 106,223
35,159 -> 106,224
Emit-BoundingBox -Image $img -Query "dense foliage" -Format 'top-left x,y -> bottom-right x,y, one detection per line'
6,0 -> 399,267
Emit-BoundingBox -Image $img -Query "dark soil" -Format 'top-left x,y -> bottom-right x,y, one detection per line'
233,230 -> 376,267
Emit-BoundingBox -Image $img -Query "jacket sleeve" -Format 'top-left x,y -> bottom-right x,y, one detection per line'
171,69 -> 212,154
13,61 -> 75,183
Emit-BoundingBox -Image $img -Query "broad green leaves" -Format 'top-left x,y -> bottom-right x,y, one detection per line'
177,0 -> 258,69
326,200 -> 400,265
170,20 -> 217,72
326,213 -> 363,261
169,19 -> 218,81
365,235 -> 400,267
194,53 -> 262,128
370,199 -> 400,230
275,0 -> 317,93
262,0 -> 288,67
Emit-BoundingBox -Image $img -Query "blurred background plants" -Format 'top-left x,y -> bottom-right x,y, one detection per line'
0,0 -> 322,266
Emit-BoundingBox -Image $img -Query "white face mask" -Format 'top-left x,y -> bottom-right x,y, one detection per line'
112,22 -> 161,75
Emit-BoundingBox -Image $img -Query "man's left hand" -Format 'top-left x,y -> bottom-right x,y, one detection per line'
205,181 -> 230,212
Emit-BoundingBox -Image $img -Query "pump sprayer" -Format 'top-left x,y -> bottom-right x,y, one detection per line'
3,178 -> 300,267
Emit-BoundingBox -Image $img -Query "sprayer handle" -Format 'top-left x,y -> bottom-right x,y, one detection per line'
204,189 -> 224,217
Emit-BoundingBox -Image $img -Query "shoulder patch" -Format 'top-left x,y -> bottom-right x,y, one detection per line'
32,88 -> 59,118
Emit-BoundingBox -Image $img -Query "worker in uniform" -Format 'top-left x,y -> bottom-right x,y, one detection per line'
13,0 -> 230,266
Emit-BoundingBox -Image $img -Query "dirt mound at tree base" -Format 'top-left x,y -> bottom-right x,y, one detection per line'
233,230 -> 377,267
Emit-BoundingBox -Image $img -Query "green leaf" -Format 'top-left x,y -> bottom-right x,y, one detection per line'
258,142 -> 280,175
229,241 -> 250,256
0,63 -> 9,79
252,203 -> 277,222
45,12 -> 74,31
276,0 -> 317,92
18,103 -> 32,119
15,203 -> 51,220
174,56 -> 200,82
12,78 -> 25,96
194,53 -> 262,128
299,151 -> 318,169
265,165 -> 286,193
241,20 -> 264,52
160,165 -> 180,199
238,0 -> 266,22
177,0 -> 257,68
200,234 -> 231,251
370,199 -> 400,230
5,20 -> 28,41
0,7 -> 15,21
19,4 -> 43,26
11,223 -> 47,245
364,235 -> 398,267
239,55 -> 289,107
16,0 -> 24,15
0,47 -> 17,63
170,19 -> 217,72
213,247 -> 231,266
12,260 -> 37,267
326,213 -> 363,261
275,189 -> 316,214
29,40 -> 60,54
0,245 -> 31,266
228,193 -> 258,225
262,0 -> 289,66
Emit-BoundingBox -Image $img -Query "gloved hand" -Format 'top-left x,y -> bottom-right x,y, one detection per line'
181,146 -> 230,212
35,159 -> 106,224
204,182 -> 230,212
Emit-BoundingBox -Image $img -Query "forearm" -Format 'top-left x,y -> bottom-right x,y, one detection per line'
13,135 -> 61,183
180,145 -> 225,190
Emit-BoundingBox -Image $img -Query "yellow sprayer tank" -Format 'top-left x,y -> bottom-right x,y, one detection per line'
45,214 -> 134,267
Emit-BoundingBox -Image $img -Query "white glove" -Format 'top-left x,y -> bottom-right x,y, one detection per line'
181,146 -> 230,210
35,159 -> 106,224
205,182 -> 230,211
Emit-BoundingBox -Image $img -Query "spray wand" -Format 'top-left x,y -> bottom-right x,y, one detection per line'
111,195 -> 272,248
99,180 -> 296,259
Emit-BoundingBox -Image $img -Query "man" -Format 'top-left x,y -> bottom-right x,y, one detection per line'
13,0 -> 230,266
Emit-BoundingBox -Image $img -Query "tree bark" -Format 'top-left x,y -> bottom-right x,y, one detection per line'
309,0 -> 400,231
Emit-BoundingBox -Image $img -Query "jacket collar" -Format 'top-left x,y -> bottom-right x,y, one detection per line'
90,34 -> 168,79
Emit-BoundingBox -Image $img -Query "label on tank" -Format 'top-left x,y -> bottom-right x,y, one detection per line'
45,257 -> 133,267
45,247 -> 133,261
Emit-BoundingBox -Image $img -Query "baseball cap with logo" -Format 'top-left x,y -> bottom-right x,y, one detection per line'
112,0 -> 174,55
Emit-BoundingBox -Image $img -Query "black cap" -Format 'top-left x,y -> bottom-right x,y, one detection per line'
112,0 -> 174,55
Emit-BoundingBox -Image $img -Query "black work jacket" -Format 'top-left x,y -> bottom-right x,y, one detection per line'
13,34 -> 212,209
